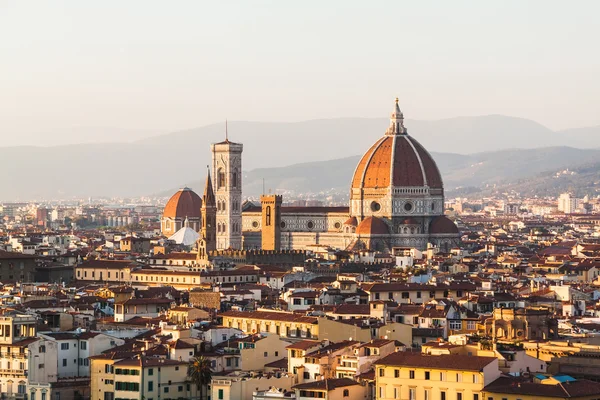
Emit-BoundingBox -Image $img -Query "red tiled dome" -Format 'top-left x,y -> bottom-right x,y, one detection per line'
163,187 -> 202,219
430,216 -> 459,234
351,99 -> 443,191
344,217 -> 358,226
356,217 -> 389,235
352,135 -> 443,190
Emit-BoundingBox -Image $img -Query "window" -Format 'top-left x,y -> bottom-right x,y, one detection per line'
393,388 -> 399,398
409,370 -> 415,379
148,368 -> 154,376
39,363 -> 44,369
441,392 -> 446,400
379,387 -> 384,399
424,389 -> 431,400
394,369 -> 399,378
425,371 -> 430,380
457,373 -> 462,382
265,206 -> 271,226
164,387 -> 169,394
417,291 -> 422,298
473,395 -> 479,400
178,386 -> 183,392
226,358 -> 232,367
62,359 -> 67,367
275,351 -> 279,357
457,393 -> 462,400
148,381 -> 154,392
402,292 -> 409,299
304,372 -> 310,379
39,345 -> 46,353
440,372 -> 446,381
467,321 -> 476,330
449,320 -> 462,330
473,374 -> 479,383
218,389 -> 224,400
409,388 -> 416,400
343,389 -> 349,397
80,341 -> 87,350
264,352 -> 268,357
379,368 -> 385,377
217,169 -> 225,188
61,343 -> 69,350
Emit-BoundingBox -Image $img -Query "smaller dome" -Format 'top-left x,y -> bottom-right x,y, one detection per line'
356,216 -> 390,235
163,187 -> 202,219
402,217 -> 418,225
430,216 -> 459,234
344,217 -> 358,226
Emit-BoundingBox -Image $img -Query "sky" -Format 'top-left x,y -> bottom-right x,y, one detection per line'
1,1 -> 599,147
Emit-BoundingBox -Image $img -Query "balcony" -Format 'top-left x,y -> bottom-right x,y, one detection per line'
0,368 -> 26,376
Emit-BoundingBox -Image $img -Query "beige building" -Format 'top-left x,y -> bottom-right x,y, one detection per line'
374,352 -> 500,400
74,259 -> 137,283
235,334 -> 291,372
0,313 -> 37,399
211,372 -> 295,400
90,356 -> 196,400
221,310 -> 319,340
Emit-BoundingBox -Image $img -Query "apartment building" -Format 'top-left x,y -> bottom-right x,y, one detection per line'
374,352 -> 500,400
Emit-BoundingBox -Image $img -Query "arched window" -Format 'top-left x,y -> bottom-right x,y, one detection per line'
343,389 -> 349,397
265,206 -> 272,226
232,169 -> 238,188
217,168 -> 226,189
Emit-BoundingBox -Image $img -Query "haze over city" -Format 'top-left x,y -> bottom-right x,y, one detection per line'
1,1 -> 600,147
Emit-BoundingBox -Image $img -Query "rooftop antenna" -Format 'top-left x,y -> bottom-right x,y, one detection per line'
262,178 -> 265,196
225,119 -> 228,142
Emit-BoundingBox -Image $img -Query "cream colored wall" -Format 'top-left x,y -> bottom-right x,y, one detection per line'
223,316 -> 319,340
212,375 -> 296,400
90,359 -> 115,400
241,334 -> 291,371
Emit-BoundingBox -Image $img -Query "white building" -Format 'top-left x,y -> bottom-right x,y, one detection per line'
558,193 -> 579,214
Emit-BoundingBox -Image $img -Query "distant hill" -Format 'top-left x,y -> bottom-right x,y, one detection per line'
449,161 -> 600,198
159,147 -> 600,199
2,115 -> 600,200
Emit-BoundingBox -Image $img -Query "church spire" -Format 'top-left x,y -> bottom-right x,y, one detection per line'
386,97 -> 407,135
203,166 -> 216,207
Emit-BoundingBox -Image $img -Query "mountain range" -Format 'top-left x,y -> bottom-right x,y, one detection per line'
1,115 -> 599,200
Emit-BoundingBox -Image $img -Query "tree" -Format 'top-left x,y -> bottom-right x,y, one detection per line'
188,355 -> 212,400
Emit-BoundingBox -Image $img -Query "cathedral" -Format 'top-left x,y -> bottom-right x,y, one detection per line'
161,99 -> 460,254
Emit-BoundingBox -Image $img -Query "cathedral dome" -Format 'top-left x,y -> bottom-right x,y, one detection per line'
351,99 -> 443,190
356,216 -> 390,235
430,216 -> 459,234
163,187 -> 202,219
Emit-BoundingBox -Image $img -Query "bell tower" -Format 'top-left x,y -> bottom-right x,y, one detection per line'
261,194 -> 282,251
211,123 -> 243,250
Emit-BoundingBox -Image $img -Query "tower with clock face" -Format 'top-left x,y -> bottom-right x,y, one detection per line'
211,135 -> 243,250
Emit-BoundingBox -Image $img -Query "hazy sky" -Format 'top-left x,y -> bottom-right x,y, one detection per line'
1,1 -> 599,146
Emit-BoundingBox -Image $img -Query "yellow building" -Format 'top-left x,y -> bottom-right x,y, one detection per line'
221,310 -> 319,340
374,352 -> 500,400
